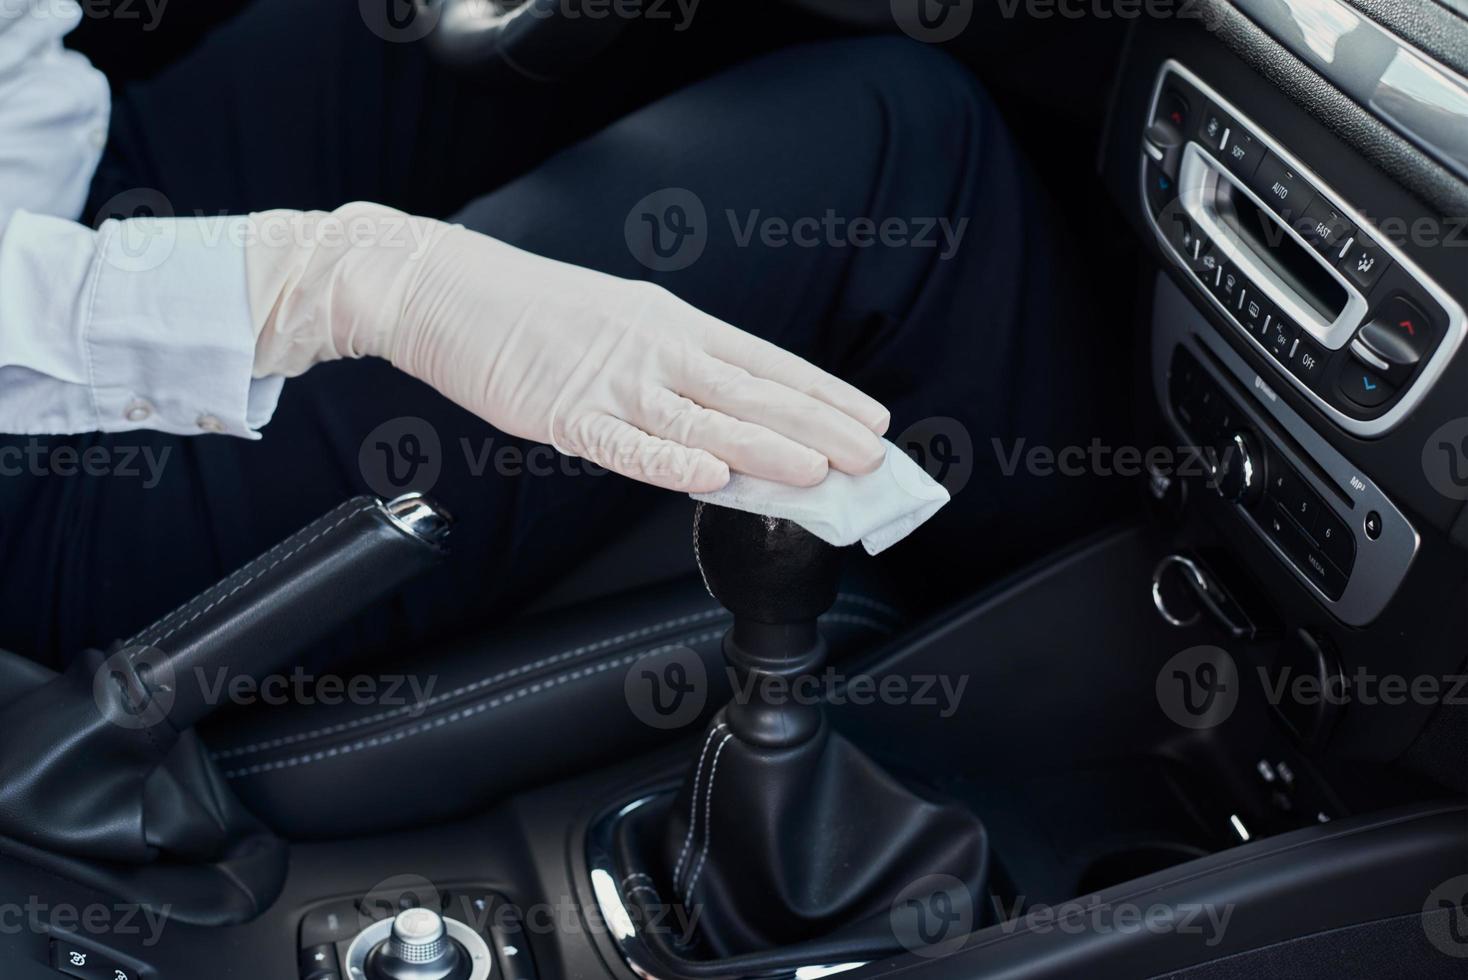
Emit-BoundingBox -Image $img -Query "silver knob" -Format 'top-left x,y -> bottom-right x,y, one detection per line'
390,908 -> 449,963
368,908 -> 465,980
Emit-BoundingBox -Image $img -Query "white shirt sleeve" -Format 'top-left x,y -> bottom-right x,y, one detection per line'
0,0 -> 283,439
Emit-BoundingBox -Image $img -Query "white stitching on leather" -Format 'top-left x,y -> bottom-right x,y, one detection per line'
212,599 -> 891,762
130,499 -> 377,646
130,500 -> 380,649
672,722 -> 727,887
211,607 -> 731,760
220,608 -> 897,776
221,632 -> 726,778
691,502 -> 714,601
682,731 -> 733,902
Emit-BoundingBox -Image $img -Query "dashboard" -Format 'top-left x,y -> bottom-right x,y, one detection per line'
1139,60 -> 1462,625
1102,1 -> 1468,758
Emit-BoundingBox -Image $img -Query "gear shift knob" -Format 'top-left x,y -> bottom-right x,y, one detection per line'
693,503 -> 841,624
693,503 -> 843,748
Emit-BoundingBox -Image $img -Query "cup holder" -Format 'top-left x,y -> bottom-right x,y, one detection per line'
1076,843 -> 1210,895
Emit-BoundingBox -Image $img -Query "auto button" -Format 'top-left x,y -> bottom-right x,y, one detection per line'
1250,153 -> 1316,222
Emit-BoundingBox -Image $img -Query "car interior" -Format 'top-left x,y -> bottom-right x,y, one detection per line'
3,0 -> 1467,978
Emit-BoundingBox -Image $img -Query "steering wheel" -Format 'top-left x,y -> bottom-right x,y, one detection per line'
412,0 -> 631,79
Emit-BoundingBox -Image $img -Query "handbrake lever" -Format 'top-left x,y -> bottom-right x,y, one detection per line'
115,493 -> 452,732
0,493 -> 453,924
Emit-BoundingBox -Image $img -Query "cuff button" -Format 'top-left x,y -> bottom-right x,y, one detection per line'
197,414 -> 226,433
123,400 -> 153,422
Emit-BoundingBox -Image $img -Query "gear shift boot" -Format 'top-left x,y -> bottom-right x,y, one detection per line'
604,503 -> 989,967
658,708 -> 988,956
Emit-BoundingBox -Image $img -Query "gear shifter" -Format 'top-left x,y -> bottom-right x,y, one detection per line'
693,501 -> 841,750
644,503 -> 989,960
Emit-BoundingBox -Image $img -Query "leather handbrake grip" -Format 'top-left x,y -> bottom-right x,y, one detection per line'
117,493 -> 451,731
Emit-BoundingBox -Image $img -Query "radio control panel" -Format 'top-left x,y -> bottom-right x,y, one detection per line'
1151,276 -> 1418,627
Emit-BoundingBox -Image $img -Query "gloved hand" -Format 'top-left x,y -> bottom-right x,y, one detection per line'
245,203 -> 889,492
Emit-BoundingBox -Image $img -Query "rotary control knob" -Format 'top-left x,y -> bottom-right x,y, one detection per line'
1214,430 -> 1263,507
365,908 -> 468,980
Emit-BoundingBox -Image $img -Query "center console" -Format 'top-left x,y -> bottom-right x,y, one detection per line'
1,10 -> 1464,980
1133,57 -> 1467,631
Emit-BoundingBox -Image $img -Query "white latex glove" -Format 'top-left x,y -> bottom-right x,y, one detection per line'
245,203 -> 889,492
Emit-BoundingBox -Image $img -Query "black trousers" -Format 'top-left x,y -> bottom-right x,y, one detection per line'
0,0 -> 1119,667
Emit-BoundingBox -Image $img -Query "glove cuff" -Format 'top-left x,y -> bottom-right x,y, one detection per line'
244,204 -> 450,378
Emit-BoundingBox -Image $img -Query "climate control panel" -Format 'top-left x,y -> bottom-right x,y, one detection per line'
1141,62 -> 1466,437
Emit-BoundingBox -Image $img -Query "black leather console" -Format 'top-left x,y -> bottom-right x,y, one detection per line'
0,495 -> 450,925
206,576 -> 902,838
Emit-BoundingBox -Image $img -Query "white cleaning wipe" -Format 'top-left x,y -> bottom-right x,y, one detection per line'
691,440 -> 950,554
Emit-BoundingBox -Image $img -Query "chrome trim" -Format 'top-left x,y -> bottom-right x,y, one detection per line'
1232,432 -> 1257,497
383,492 -> 454,545
1151,555 -> 1206,627
1142,60 -> 1468,438
1176,143 -> 1369,352
1232,0 -> 1468,181
343,913 -> 494,980
1348,338 -> 1391,372
421,0 -> 539,67
585,793 -> 867,980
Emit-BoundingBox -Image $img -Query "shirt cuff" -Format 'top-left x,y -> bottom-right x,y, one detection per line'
84,213 -> 283,439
